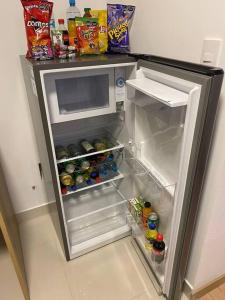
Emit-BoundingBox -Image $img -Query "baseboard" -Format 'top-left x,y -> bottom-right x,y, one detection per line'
183,274 -> 225,299
16,201 -> 56,223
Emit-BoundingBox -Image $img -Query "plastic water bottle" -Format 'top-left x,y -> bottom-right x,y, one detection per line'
66,0 -> 81,22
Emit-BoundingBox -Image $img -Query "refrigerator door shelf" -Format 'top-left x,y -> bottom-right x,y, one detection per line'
123,147 -> 177,196
126,77 -> 188,108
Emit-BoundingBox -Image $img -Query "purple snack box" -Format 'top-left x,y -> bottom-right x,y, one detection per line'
107,4 -> 135,53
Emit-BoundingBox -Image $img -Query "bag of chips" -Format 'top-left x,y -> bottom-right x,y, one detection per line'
21,0 -> 53,60
75,17 -> 100,55
107,4 -> 135,53
91,10 -> 108,53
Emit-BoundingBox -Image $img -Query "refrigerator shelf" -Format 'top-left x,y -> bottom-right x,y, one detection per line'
56,140 -> 124,164
64,185 -> 127,224
62,172 -> 124,197
126,78 -> 188,107
70,223 -> 130,259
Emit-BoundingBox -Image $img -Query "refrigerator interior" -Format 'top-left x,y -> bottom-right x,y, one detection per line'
47,63 -> 189,290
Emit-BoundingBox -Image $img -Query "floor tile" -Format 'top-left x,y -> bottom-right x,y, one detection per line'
0,246 -> 24,300
63,237 -> 162,300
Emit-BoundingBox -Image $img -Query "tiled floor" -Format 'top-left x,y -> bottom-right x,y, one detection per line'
1,212 -> 165,300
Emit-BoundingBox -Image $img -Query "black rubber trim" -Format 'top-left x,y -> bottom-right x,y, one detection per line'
129,53 -> 224,76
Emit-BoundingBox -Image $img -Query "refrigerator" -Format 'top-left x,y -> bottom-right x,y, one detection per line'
21,53 -> 223,299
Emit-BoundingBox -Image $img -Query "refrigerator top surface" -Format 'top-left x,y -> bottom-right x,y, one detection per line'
131,54 -> 224,76
22,54 -> 136,72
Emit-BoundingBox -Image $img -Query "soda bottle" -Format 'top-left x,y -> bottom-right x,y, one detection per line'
75,174 -> 84,185
60,172 -> 74,186
55,145 -> 69,160
93,139 -> 107,151
142,202 -> 153,229
80,140 -> 95,154
65,163 -> 76,174
80,160 -> 90,171
152,233 -> 166,264
99,164 -> 108,178
145,223 -> 158,244
67,144 -> 81,157
58,19 -> 69,46
66,0 -> 81,23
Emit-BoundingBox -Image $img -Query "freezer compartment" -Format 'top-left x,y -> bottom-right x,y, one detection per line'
64,184 -> 130,258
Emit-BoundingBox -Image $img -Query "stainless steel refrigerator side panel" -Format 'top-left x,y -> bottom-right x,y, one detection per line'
136,59 -> 223,299
20,56 -> 70,260
172,72 -> 223,300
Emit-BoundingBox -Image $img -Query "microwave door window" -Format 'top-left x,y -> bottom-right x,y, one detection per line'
55,75 -> 110,115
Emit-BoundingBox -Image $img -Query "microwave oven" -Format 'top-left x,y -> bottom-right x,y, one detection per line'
40,65 -> 131,124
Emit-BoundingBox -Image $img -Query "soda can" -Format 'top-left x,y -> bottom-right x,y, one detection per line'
76,175 -> 84,185
60,172 -> 74,186
67,144 -> 81,157
55,145 -> 69,160
148,212 -> 160,229
65,163 -> 75,174
81,160 -> 90,171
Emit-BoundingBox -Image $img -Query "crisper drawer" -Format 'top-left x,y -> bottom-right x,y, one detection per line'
41,68 -> 115,123
64,185 -> 129,246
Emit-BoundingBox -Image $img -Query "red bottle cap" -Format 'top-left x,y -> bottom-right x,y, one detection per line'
61,187 -> 67,195
157,233 -> 164,241
95,177 -> 102,184
58,19 -> 65,24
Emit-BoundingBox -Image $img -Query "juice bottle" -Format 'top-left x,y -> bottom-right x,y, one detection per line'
142,202 -> 153,229
145,223 -> 158,244
83,8 -> 92,18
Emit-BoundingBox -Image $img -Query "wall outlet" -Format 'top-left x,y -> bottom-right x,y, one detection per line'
201,38 -> 223,67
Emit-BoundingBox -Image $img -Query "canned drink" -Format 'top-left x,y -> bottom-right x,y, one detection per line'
93,139 -> 107,151
76,175 -> 84,185
65,163 -> 75,174
67,144 -> 81,157
81,160 -> 90,171
60,172 -> 74,186
55,145 -> 69,160
148,212 -> 160,229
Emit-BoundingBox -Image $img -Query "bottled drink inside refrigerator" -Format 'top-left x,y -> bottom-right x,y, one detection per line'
80,140 -> 95,153
152,233 -> 166,264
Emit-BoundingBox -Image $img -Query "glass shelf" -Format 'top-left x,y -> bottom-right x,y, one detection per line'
62,172 -> 124,197
56,140 -> 124,164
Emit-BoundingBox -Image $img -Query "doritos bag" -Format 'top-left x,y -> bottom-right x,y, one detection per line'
21,1 -> 53,60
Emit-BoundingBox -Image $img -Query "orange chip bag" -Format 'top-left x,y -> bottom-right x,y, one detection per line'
75,17 -> 99,55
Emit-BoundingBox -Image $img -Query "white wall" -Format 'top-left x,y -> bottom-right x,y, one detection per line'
129,0 -> 225,290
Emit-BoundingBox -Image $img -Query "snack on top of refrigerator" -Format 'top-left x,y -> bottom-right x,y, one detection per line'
75,17 -> 100,55
107,4 -> 135,53
21,0 -> 53,60
91,10 -> 108,53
